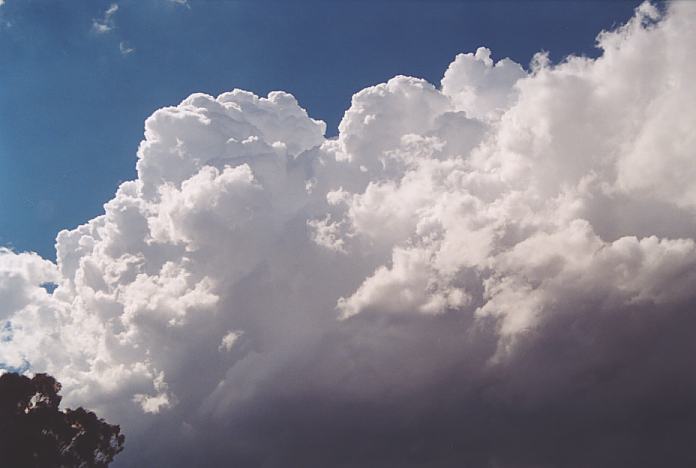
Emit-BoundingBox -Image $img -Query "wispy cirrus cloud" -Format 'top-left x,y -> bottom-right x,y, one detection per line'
119,41 -> 134,55
92,3 -> 118,34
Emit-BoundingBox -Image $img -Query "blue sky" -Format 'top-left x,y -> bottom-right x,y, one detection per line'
0,0 -> 640,260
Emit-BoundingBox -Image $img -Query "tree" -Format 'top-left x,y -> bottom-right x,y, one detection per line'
0,372 -> 125,467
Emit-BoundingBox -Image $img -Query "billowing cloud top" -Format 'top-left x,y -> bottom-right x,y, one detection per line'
2,2 -> 696,466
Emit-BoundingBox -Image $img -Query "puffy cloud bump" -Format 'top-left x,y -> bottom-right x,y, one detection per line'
2,2 -> 696,466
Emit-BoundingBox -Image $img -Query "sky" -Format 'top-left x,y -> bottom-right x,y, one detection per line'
0,0 -> 641,260
5,1 -> 696,468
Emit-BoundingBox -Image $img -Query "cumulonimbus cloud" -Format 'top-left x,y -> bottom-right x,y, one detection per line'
2,2 -> 696,466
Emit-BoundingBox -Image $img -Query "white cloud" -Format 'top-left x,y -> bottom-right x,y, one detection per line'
441,46 -> 526,120
92,3 -> 119,34
119,41 -> 134,55
2,2 -> 696,466
218,330 -> 242,352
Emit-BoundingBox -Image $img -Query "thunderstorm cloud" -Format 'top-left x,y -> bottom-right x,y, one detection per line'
2,2 -> 696,466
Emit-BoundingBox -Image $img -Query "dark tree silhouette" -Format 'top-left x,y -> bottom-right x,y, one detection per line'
0,372 -> 124,468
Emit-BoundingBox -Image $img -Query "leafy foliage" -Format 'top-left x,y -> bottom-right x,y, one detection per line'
0,372 -> 124,467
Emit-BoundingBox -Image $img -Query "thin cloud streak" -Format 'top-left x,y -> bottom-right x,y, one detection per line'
92,3 -> 118,34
